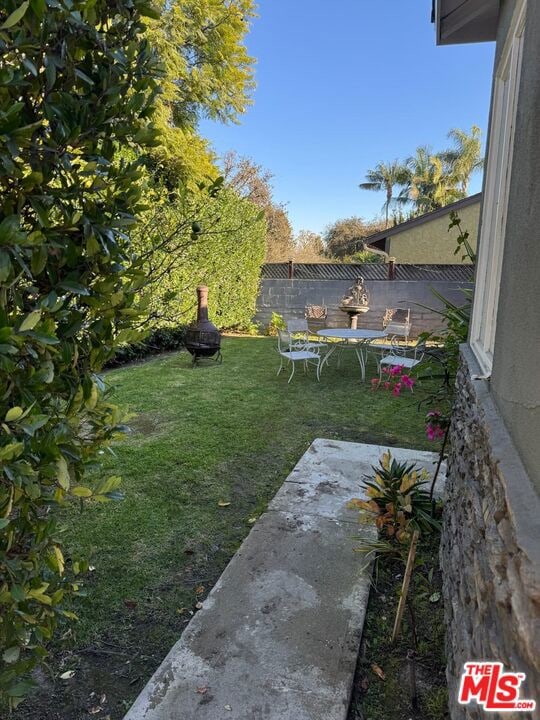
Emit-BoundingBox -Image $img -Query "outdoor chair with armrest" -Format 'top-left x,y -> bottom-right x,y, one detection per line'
383,308 -> 411,340
286,318 -> 328,354
304,304 -> 328,333
378,338 -> 426,381
276,329 -> 321,383
369,308 -> 413,360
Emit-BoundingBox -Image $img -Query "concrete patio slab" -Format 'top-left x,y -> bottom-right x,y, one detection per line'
124,440 -> 444,720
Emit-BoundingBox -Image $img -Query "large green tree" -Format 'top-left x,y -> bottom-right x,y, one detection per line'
0,0 -> 160,706
146,0 -> 257,186
359,127 -> 484,219
443,125 -> 484,194
222,152 -> 295,262
358,160 -> 409,228
324,216 -> 386,259
406,146 -> 464,213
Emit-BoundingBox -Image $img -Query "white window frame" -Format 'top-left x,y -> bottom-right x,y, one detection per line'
470,0 -> 526,375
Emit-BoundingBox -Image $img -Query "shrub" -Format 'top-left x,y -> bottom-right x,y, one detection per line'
106,326 -> 187,367
0,0 -> 160,707
348,451 -> 439,544
266,312 -> 286,336
133,184 -> 266,332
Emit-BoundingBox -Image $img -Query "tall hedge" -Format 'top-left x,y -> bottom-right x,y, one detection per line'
136,184 -> 266,330
0,0 -> 160,706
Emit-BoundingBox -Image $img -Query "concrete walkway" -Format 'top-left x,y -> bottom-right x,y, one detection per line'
124,440 -> 443,720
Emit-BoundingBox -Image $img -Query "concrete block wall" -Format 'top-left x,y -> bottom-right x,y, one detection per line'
254,278 -> 473,336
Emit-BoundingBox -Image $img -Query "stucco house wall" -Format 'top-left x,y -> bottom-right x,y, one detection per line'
386,200 -> 480,264
439,1 -> 540,717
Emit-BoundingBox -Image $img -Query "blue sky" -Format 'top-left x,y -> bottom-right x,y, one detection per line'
198,0 -> 495,236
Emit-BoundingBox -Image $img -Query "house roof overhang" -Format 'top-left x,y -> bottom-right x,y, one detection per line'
433,0 -> 499,45
365,193 -> 482,249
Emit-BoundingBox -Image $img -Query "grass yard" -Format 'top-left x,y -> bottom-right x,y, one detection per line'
16,336 -> 436,720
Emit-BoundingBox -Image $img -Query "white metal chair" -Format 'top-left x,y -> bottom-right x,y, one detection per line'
277,329 -> 321,383
383,308 -> 411,342
378,338 -> 426,379
286,318 -> 327,353
369,308 -> 412,364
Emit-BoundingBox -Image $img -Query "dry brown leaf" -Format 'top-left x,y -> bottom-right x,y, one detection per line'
195,585 -> 205,595
195,601 -> 203,609
247,517 -> 257,525
371,663 -> 386,680
217,500 -> 231,507
196,686 -> 208,695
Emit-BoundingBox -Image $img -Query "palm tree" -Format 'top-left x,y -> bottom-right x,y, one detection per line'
443,125 -> 484,194
359,160 -> 410,228
406,146 -> 463,213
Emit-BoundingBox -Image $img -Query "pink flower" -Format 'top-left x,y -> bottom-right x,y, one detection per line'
389,364 -> 404,377
383,381 -> 391,390
371,378 -> 380,390
401,374 -> 415,390
392,383 -> 402,397
426,422 -> 446,441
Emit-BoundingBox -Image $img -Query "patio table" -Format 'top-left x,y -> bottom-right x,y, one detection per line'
317,328 -> 387,381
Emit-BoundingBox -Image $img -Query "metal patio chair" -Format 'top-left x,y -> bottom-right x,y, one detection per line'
378,338 -> 426,380
286,318 -> 328,354
304,304 -> 328,333
277,329 -> 321,383
383,307 -> 412,342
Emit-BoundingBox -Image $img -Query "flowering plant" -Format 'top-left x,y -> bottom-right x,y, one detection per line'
347,451 -> 439,544
425,410 -> 449,441
371,365 -> 416,396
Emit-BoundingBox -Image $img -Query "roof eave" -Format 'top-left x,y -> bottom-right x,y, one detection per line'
434,0 -> 499,45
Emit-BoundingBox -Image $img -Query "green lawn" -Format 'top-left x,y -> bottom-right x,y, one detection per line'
18,336 -> 436,719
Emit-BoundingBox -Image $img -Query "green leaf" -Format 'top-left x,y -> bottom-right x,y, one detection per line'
23,330 -> 60,345
19,310 -> 41,331
0,442 -> 24,461
0,249 -> 11,282
71,486 -> 93,498
0,1 -> 30,29
5,406 -> 24,422
56,456 -> 70,490
0,518 -> 10,529
58,280 -> 90,296
6,680 -> 34,697
10,585 -> 26,602
20,415 -> 49,436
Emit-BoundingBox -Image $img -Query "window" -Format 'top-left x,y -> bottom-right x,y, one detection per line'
470,0 -> 526,375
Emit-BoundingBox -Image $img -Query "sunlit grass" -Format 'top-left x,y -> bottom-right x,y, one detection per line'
61,335 -> 433,647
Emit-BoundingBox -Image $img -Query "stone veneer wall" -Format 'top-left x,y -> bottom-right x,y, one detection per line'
442,346 -> 540,719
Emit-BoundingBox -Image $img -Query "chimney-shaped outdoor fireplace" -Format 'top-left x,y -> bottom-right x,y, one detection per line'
184,285 -> 222,364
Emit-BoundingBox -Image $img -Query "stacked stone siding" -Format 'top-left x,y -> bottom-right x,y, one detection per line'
442,346 -> 540,718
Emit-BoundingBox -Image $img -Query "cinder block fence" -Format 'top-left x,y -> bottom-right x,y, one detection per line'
254,266 -> 474,337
